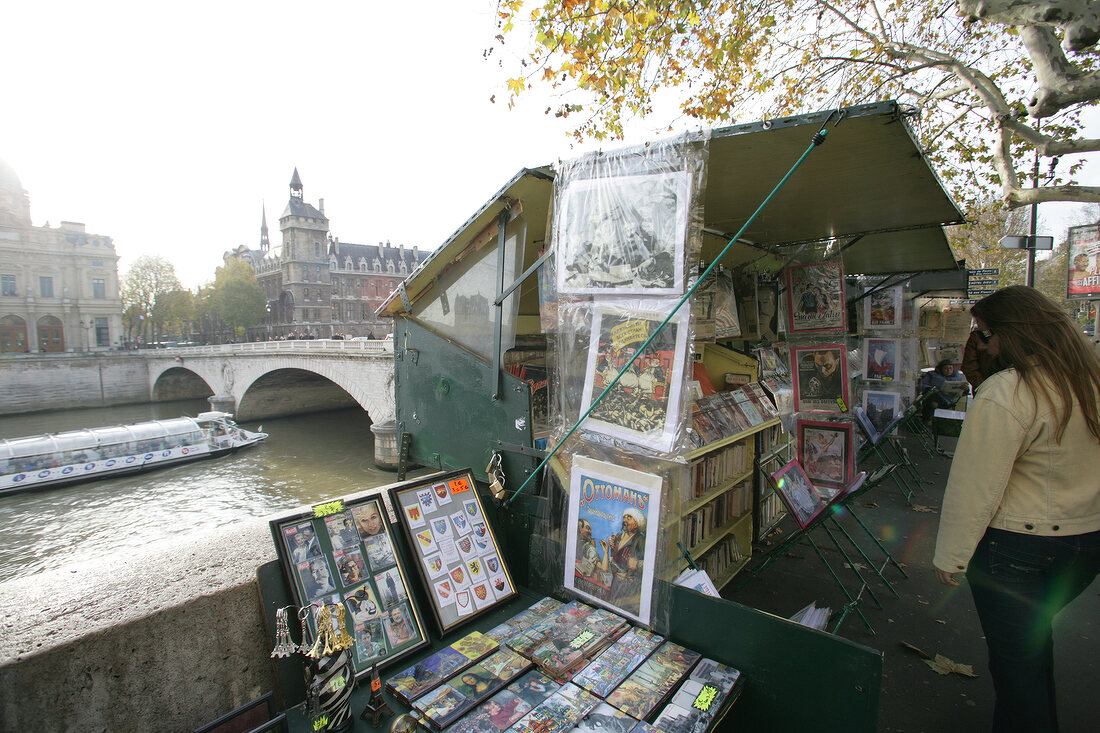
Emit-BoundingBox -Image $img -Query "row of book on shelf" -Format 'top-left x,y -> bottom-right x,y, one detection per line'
689,442 -> 750,498
692,534 -> 746,582
387,596 -> 743,733
680,480 -> 752,550
688,382 -> 780,448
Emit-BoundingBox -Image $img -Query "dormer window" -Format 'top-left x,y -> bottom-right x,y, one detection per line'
387,261 -> 395,273
344,257 -> 353,270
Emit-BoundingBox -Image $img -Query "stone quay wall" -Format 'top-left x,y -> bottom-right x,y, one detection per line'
0,519 -> 281,732
0,354 -> 152,415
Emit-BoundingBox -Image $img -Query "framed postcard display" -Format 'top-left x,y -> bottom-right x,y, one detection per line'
555,171 -> 690,296
770,459 -> 829,530
564,455 -> 663,625
270,494 -> 429,679
389,469 -> 517,634
796,419 -> 855,500
784,259 -> 846,333
863,338 -> 900,382
790,344 -> 850,413
865,285 -> 903,328
580,301 -> 690,453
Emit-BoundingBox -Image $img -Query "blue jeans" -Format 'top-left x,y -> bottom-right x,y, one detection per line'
967,527 -> 1100,733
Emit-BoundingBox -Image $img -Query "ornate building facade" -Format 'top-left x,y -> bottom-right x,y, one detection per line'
0,158 -> 123,353
228,169 -> 428,339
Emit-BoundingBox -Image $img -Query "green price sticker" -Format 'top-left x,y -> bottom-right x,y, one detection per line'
313,499 -> 346,518
693,684 -> 719,712
836,397 -> 848,412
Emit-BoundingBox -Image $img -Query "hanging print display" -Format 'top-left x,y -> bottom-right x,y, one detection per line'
863,338 -> 900,382
785,260 -> 846,333
770,459 -> 829,530
790,344 -> 850,413
861,390 -> 903,439
564,455 -> 663,625
270,494 -> 429,680
796,420 -> 855,499
555,171 -> 690,296
864,285 -> 903,328
580,302 -> 690,453
390,469 -> 516,634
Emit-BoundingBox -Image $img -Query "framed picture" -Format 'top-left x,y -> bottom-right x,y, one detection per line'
555,170 -> 689,296
564,455 -> 663,625
784,260 -> 846,333
270,494 -> 429,679
790,344 -> 850,413
862,390 -> 903,438
865,285 -> 903,328
756,278 -> 781,342
770,459 -> 829,529
796,419 -> 855,500
863,338 -> 900,382
580,301 -> 690,453
389,469 -> 517,634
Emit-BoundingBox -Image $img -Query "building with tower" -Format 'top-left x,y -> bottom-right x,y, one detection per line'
0,158 -> 123,353
227,169 -> 429,339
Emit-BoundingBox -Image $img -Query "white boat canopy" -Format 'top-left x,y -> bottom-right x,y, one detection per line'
0,418 -> 204,461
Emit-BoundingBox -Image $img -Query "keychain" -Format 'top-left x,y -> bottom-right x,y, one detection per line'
486,452 -> 507,500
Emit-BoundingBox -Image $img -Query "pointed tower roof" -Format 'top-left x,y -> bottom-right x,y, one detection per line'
260,204 -> 270,252
290,168 -> 303,199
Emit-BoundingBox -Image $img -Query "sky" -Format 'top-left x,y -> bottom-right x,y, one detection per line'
2,1 -> 1096,289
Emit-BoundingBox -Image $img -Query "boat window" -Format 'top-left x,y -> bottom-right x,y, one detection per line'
412,214 -> 526,360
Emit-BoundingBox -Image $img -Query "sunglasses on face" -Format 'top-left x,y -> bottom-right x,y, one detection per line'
975,328 -> 992,344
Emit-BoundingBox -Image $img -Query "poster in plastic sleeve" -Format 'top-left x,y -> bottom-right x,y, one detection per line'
863,338 -> 900,382
861,390 -> 903,439
865,285 -> 903,328
1066,223 -> 1100,300
770,459 -> 829,529
796,419 -> 855,500
790,344 -> 850,413
555,171 -> 690,296
784,260 -> 846,333
580,302 -> 690,453
565,455 -> 663,625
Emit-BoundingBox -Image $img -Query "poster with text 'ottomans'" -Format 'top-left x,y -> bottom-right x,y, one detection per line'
565,455 -> 663,625
389,469 -> 516,635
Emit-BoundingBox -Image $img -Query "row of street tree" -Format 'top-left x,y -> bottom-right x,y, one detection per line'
121,256 -> 265,345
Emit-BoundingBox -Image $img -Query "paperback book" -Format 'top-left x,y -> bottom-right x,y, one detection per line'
485,597 -> 565,646
445,647 -> 533,712
570,627 -> 664,698
413,683 -> 477,731
528,607 -> 631,680
387,630 -> 500,704
506,682 -> 601,733
572,701 -> 641,733
604,642 -> 701,721
505,600 -> 597,657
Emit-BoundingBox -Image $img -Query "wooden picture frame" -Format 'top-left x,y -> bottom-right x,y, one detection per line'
269,493 -> 429,679
770,459 -> 829,530
389,469 -> 517,635
796,419 -> 855,500
790,344 -> 850,413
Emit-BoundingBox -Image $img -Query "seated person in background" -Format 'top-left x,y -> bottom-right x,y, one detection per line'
920,359 -> 968,421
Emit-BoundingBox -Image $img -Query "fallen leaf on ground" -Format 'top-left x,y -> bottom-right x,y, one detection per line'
924,654 -> 979,678
844,562 -> 868,571
935,619 -> 947,624
864,501 -> 879,508
911,504 -> 939,513
900,641 -> 931,658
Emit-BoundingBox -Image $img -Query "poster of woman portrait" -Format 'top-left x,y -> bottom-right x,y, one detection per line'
770,459 -> 829,529
580,302 -> 690,453
863,338 -> 900,382
796,420 -> 855,499
785,260 -> 847,333
865,285 -> 903,328
555,171 -> 690,296
564,455 -> 663,625
790,344 -> 850,413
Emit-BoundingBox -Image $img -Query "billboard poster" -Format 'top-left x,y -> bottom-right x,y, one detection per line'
1067,223 -> 1100,300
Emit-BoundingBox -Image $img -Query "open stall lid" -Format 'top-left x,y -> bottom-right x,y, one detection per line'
380,101 -> 962,317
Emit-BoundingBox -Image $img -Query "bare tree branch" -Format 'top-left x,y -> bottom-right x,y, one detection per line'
956,0 -> 1100,51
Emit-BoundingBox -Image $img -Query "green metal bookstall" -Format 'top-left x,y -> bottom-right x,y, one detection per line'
374,101 -> 964,731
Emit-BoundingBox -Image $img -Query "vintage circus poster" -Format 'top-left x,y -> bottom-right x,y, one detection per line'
564,456 -> 663,625
580,302 -> 689,453
785,260 -> 846,333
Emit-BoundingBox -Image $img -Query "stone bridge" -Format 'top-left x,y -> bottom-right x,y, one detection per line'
146,340 -> 396,422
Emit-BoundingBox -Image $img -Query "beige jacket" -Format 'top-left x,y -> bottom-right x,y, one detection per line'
933,366 -> 1100,573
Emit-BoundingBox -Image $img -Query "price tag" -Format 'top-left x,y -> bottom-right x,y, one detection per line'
836,397 -> 848,412
313,499 -> 346,518
448,477 -> 471,494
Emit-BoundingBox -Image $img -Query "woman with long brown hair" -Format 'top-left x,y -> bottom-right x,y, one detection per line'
934,285 -> 1100,733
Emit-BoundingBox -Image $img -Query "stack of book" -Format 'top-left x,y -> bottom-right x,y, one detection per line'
410,647 -> 532,730
386,630 -> 499,705
527,607 -> 630,680
604,641 -> 702,721
690,383 -> 781,447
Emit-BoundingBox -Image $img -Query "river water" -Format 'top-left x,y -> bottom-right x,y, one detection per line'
0,400 -> 403,585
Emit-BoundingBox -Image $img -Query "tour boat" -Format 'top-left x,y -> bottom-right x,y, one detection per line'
0,411 -> 268,495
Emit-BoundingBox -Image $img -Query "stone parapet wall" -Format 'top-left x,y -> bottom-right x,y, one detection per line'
0,354 -> 151,415
0,519 -> 280,732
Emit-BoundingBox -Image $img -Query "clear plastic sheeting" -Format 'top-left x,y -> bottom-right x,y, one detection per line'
542,133 -> 710,636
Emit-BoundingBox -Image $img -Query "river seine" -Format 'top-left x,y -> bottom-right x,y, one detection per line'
0,400 -> 405,585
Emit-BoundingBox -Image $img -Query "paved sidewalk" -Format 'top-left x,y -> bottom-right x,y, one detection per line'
724,430 -> 1100,733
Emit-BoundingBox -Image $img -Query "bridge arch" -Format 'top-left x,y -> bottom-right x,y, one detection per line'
151,366 -> 215,402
